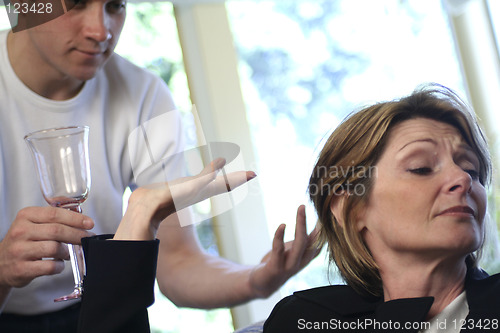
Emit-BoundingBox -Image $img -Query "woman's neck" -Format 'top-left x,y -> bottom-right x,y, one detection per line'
379,255 -> 467,320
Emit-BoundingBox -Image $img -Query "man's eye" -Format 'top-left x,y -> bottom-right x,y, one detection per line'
408,167 -> 433,175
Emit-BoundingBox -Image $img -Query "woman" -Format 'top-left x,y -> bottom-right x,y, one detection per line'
77,158 -> 255,332
264,84 -> 499,332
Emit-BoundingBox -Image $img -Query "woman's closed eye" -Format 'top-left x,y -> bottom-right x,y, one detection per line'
408,167 -> 433,175
407,166 -> 480,181
464,169 -> 480,181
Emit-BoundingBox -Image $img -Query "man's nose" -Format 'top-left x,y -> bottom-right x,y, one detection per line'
82,5 -> 112,43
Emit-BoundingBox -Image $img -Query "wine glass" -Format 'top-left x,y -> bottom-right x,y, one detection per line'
24,126 -> 91,302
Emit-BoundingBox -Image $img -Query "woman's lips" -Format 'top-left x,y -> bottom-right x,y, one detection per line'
437,205 -> 476,218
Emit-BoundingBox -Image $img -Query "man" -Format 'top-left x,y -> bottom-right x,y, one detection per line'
0,0 -> 319,331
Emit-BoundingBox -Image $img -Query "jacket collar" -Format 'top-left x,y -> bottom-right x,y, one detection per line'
294,284 -> 433,325
465,266 -> 500,312
294,266 -> 495,322
294,285 -> 381,316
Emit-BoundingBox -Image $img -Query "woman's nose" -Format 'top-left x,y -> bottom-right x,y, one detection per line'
447,166 -> 473,194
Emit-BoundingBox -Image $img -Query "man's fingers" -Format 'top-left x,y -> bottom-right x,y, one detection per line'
28,222 -> 93,245
271,224 -> 286,262
19,206 -> 94,230
307,226 -> 321,247
6,258 -> 66,288
28,240 -> 71,261
8,239 -> 70,263
15,208 -> 94,245
294,205 -> 307,239
28,259 -> 66,278
287,205 -> 308,266
301,230 -> 322,264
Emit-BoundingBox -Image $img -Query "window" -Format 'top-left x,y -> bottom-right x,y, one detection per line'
0,5 -> 9,29
487,0 -> 500,49
226,0 -> 468,295
116,3 -> 234,332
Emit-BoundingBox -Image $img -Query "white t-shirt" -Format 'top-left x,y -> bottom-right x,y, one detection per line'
0,29 -> 184,314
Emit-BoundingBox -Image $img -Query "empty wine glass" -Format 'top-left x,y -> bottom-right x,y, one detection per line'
24,126 -> 91,302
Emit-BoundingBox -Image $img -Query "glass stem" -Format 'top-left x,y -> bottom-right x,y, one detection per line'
68,244 -> 84,289
62,203 -> 85,293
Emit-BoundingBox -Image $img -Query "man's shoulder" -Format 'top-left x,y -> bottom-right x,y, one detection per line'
94,53 -> 170,103
101,53 -> 163,87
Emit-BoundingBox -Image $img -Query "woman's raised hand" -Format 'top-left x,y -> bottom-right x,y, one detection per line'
114,158 -> 255,240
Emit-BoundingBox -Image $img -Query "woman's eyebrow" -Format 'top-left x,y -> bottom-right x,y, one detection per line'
398,138 -> 436,152
458,142 -> 475,153
457,144 -> 480,164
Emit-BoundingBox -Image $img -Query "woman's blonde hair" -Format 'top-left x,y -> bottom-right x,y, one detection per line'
309,84 -> 492,296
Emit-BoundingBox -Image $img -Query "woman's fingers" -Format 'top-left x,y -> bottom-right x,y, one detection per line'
167,159 -> 256,212
117,158 -> 257,241
206,170 -> 256,195
197,158 -> 226,178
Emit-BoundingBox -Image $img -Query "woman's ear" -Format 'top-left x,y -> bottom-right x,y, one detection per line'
355,206 -> 367,232
330,193 -> 347,228
330,193 -> 367,232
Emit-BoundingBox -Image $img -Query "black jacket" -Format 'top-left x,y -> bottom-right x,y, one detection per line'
77,235 -> 159,333
264,267 -> 500,332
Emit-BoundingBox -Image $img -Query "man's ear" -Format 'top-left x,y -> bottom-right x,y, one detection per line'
329,193 -> 347,228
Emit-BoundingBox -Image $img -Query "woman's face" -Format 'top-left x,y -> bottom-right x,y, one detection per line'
358,118 -> 487,263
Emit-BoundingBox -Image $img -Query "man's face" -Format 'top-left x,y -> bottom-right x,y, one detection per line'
25,0 -> 126,81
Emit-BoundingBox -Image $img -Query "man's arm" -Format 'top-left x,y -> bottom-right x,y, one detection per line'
155,205 -> 320,309
117,158 -> 319,308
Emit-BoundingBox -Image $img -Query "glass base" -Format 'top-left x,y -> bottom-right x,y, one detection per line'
54,287 -> 82,302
